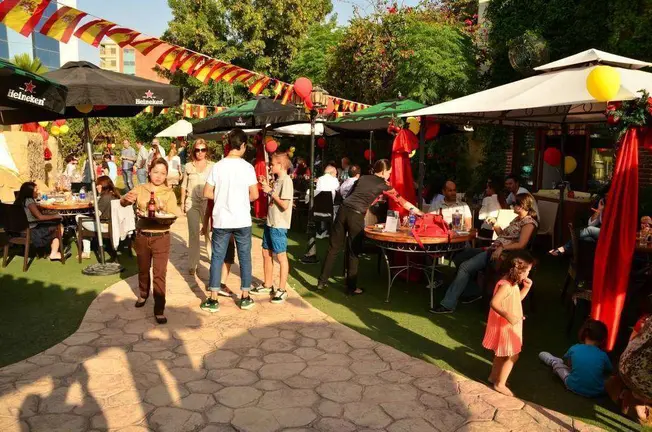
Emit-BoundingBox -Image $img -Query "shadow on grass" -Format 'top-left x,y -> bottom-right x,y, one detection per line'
273,225 -> 643,432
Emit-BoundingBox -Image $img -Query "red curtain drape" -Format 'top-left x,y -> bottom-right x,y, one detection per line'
389,129 -> 419,219
592,127 -> 641,351
253,140 -> 268,219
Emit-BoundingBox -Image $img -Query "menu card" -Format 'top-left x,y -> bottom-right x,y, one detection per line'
384,210 -> 399,233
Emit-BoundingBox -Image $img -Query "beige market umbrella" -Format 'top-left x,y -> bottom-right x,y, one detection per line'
0,166 -> 22,202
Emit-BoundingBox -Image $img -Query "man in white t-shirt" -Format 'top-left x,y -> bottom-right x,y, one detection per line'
505,174 -> 539,216
429,180 -> 472,229
201,129 -> 259,312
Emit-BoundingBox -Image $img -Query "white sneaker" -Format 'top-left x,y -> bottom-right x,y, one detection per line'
81,252 -> 91,260
315,233 -> 324,239
538,351 -> 557,367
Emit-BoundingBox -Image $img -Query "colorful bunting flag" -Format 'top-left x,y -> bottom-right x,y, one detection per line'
156,45 -> 183,70
249,76 -> 271,96
212,65 -> 239,82
194,61 -> 221,83
226,69 -> 254,84
183,103 -> 192,118
272,81 -> 283,96
74,19 -> 116,47
198,105 -> 207,118
186,56 -> 206,76
131,37 -> 165,55
38,5 -> 87,43
281,85 -> 294,105
0,0 -> 51,37
107,27 -> 140,47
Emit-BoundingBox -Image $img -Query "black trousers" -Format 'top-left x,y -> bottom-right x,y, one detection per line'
319,206 -> 365,293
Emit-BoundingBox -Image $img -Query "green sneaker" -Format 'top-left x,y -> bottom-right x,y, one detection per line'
200,298 -> 220,313
271,290 -> 288,304
250,285 -> 273,295
239,296 -> 255,310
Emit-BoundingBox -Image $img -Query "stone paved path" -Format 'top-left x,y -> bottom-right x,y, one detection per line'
0,217 -> 603,432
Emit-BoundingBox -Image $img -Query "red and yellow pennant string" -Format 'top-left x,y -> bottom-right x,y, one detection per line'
143,104 -> 225,118
0,0 -> 370,112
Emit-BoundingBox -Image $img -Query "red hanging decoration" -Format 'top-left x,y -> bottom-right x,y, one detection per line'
364,149 -> 375,161
294,77 -> 313,100
317,137 -> 326,149
43,146 -> 52,161
21,122 -> 40,132
265,139 -> 279,153
543,147 -> 562,166
325,98 -> 335,115
39,128 -> 49,142
53,119 -> 67,126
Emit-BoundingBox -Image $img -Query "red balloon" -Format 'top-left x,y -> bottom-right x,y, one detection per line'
40,128 -> 49,142
53,119 -> 67,126
294,77 -> 313,100
543,147 -> 562,166
425,123 -> 440,140
364,149 -> 375,161
21,122 -> 39,132
265,140 -> 279,153
325,98 -> 335,115
317,137 -> 326,149
304,97 -> 314,111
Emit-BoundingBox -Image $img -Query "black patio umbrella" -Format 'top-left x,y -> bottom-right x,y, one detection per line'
0,58 -> 68,125
192,96 -> 307,134
41,61 -> 183,274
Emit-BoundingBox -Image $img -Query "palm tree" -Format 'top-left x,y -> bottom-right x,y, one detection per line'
10,53 -> 48,75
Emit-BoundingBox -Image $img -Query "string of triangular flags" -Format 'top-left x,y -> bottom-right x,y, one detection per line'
0,0 -> 370,113
142,103 -> 227,118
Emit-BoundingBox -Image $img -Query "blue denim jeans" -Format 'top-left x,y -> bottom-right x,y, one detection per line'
122,169 -> 134,190
136,168 -> 147,185
440,248 -> 489,310
563,226 -> 600,252
209,227 -> 252,292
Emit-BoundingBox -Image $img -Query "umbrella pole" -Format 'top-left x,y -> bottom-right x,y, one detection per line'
417,116 -> 426,210
301,112 -> 319,263
369,131 -> 374,167
558,123 -> 568,243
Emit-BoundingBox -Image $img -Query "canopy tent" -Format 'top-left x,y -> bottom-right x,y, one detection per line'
156,119 -> 193,138
0,58 -> 68,125
327,99 -> 426,134
192,97 -> 307,134
191,122 -> 336,141
40,61 -> 182,274
403,48 -> 652,351
403,49 -> 652,126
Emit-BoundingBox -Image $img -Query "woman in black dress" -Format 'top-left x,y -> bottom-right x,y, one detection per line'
317,159 -> 422,295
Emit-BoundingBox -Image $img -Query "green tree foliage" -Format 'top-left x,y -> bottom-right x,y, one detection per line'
161,0 -> 332,104
325,7 -> 477,105
130,109 -> 184,147
288,18 -> 343,85
57,118 -> 134,158
10,53 -> 48,75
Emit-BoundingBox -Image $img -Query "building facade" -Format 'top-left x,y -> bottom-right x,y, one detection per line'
99,39 -> 169,83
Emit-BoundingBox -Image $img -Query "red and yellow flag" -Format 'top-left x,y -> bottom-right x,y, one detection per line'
226,69 -> 253,84
193,60 -> 220,83
281,85 -> 294,105
39,5 -> 86,42
178,53 -> 201,74
198,105 -> 207,118
212,65 -> 239,82
272,81 -> 284,96
156,46 -> 184,70
107,27 -> 140,47
131,37 -> 164,55
74,19 -> 116,47
0,0 -> 52,36
186,56 -> 206,76
249,76 -> 270,96
183,103 -> 193,118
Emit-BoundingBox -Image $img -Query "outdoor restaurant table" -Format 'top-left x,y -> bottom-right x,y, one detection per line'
364,225 -> 476,305
38,200 -> 94,217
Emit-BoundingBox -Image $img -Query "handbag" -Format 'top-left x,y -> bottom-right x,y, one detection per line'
411,213 -> 450,249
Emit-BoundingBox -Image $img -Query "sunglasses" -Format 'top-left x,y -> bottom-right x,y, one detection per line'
194,148 -> 207,153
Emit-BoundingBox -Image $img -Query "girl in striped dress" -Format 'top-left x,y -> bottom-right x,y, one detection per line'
483,251 -> 535,396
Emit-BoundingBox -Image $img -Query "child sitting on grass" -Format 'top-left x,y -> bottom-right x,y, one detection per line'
539,319 -> 612,397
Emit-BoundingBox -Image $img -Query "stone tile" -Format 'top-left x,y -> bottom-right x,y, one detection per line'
296,337 -> 317,347
76,321 -> 106,332
21,363 -> 78,380
316,417 -> 357,432
199,425 -> 237,432
239,357 -> 264,371
349,348 -> 382,361
62,332 -> 100,346
90,334 -> 139,347
388,418 -> 439,432
379,370 -> 414,383
206,404 -> 234,423
232,407 -> 281,432
279,330 -> 298,340
149,407 -> 205,432
343,402 -> 393,429
177,339 -> 215,355
103,389 -> 144,409
258,361 -> 306,379
351,360 -> 390,375
168,367 -> 207,383
285,375 -> 321,389
91,404 -> 152,430
363,383 -> 418,404
27,413 -> 87,432
294,347 -> 324,360
381,400 -> 428,420
423,408 -> 466,432
317,338 -> 351,353
272,407 -> 316,427
375,345 -> 412,362
26,354 -> 58,366
257,388 -> 319,409
301,365 -> 353,382
495,409 -> 544,429
414,375 -> 459,397
459,379 -> 494,395
353,374 -> 386,386
523,403 -> 574,431
445,394 -> 496,421
455,422 -> 510,432
298,326 -> 333,339
317,400 -> 343,417
215,386 -> 262,408
480,391 -> 525,410
419,393 -> 448,409
316,381 -> 363,403
204,350 -> 241,369
399,361 -> 444,378
250,327 -> 280,339
180,393 -> 216,411
207,368 -> 258,386
259,337 -> 296,352
255,379 -> 287,391
145,383 -> 189,406
263,352 -> 303,363
59,346 -> 97,363
172,354 -> 205,368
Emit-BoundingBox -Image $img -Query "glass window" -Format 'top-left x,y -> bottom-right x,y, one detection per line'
513,128 -> 536,190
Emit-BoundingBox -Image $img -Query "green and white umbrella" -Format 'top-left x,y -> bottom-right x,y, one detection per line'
326,99 -> 426,135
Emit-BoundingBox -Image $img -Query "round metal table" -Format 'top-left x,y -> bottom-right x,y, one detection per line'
38,201 -> 94,216
364,225 -> 476,304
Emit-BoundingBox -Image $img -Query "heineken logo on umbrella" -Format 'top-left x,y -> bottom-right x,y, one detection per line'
136,89 -> 164,105
235,117 -> 246,126
7,80 -> 45,107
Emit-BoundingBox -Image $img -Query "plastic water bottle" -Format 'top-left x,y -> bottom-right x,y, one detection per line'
79,187 -> 86,201
453,209 -> 462,230
41,193 -> 48,201
408,209 -> 416,228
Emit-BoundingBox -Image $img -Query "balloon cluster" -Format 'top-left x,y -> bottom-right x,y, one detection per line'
543,147 -> 577,174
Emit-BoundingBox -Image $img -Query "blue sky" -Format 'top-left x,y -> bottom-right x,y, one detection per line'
77,0 -> 419,64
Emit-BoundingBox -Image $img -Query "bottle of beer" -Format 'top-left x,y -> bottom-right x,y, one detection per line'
148,191 -> 156,218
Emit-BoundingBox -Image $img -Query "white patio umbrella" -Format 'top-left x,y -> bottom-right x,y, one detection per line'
155,119 -> 193,137
403,49 -> 652,126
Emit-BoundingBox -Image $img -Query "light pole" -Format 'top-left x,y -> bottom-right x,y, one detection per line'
300,87 -> 329,264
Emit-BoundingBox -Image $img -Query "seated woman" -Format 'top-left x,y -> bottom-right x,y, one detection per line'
431,193 -> 538,314
13,182 -> 64,260
76,176 -> 120,259
549,196 -> 604,256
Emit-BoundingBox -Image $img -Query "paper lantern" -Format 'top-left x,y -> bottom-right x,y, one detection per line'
317,137 -> 326,149
543,147 -> 561,166
294,77 -> 313,100
325,98 -> 335,115
265,139 -> 279,153
586,66 -> 621,102
364,149 -> 375,161
59,124 -> 69,135
38,121 -> 49,127
50,125 -> 60,136
76,104 -> 93,114
406,117 -> 420,135
564,156 -> 577,174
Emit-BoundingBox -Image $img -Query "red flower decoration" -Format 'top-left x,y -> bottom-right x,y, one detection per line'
44,146 -> 52,161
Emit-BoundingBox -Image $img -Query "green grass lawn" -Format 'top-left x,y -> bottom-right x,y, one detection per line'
255,224 -> 644,432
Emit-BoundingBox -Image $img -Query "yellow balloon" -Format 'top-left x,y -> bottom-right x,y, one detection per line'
407,117 -> 420,135
290,146 -> 296,152
50,125 -> 60,136
288,151 -> 294,158
586,66 -> 621,102
38,121 -> 49,127
59,124 -> 69,135
409,150 -> 416,158
564,156 -> 577,174
75,104 -> 93,114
